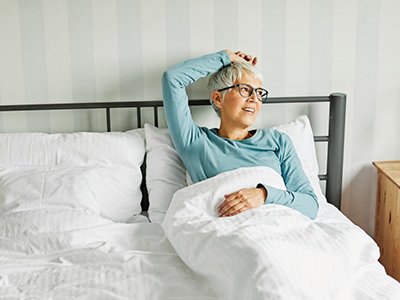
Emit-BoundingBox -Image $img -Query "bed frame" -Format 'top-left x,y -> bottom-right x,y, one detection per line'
0,93 -> 346,210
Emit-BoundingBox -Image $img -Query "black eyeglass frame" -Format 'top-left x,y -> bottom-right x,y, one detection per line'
217,83 -> 269,103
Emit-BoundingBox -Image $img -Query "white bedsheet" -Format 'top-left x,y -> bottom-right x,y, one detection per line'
162,167 -> 400,300
0,208 -> 216,300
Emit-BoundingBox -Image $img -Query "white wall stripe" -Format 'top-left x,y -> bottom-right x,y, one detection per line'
68,0 -> 97,102
214,0 -> 239,51
331,0 -> 358,218
307,0 -> 334,187
166,0 -> 191,99
93,0 -> 120,101
166,0 -> 191,67
92,0 -> 120,130
141,0 -> 167,101
68,0 -> 97,131
262,0 -> 286,96
285,0 -> 310,96
281,0 -> 311,127
349,0 -> 381,234
189,0 -> 215,101
238,0 -> 263,69
43,0 -> 73,102
19,0 -> 51,132
19,0 -> 49,103
0,0 -> 27,132
190,0 -> 215,58
115,0 -> 145,130
116,0 -> 144,101
259,1 -> 290,132
43,0 -> 74,133
308,0 -> 333,94
374,0 -> 400,161
0,0 -> 25,104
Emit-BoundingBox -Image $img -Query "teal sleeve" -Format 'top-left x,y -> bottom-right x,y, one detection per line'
161,50 -> 231,151
260,133 -> 319,220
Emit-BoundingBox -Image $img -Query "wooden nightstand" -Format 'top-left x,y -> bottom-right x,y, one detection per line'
373,161 -> 400,281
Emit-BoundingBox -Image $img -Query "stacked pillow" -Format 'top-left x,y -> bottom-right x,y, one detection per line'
0,130 -> 145,222
145,116 -> 325,223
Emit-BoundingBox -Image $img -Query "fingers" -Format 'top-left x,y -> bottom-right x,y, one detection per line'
225,49 -> 258,65
217,187 -> 266,217
218,199 -> 249,217
218,191 -> 251,217
234,51 -> 257,66
222,202 -> 247,217
235,51 -> 252,61
218,196 -> 242,216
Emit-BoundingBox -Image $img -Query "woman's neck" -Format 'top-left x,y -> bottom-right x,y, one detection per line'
218,126 -> 253,140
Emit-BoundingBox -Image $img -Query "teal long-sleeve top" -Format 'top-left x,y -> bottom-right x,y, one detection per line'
161,50 -> 319,219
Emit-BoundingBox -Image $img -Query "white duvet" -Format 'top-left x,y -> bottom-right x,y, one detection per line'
162,167 -> 400,300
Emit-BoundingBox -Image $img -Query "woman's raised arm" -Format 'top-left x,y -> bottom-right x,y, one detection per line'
162,50 -> 231,151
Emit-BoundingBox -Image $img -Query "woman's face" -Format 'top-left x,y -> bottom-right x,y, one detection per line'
218,73 -> 263,130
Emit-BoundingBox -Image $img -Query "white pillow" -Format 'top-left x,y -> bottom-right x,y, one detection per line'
144,124 -> 187,223
145,116 -> 325,223
0,130 -> 145,222
274,115 -> 326,203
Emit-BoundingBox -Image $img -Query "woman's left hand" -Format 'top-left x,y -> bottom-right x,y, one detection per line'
217,187 -> 267,217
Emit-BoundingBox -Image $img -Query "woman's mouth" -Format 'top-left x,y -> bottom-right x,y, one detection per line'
242,107 -> 255,113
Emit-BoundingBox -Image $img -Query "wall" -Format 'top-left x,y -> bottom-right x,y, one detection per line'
0,0 -> 399,236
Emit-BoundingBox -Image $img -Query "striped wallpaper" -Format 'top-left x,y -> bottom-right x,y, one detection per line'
0,0 -> 399,236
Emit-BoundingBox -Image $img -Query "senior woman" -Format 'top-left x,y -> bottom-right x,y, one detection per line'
162,50 -> 319,219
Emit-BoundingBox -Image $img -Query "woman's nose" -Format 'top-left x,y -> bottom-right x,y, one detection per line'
247,93 -> 257,102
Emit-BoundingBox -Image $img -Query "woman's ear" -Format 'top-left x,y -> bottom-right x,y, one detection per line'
211,91 -> 223,109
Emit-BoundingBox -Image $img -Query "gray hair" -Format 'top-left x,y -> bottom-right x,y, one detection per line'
208,61 -> 264,117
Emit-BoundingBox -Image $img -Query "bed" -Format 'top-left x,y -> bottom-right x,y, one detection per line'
0,93 -> 399,300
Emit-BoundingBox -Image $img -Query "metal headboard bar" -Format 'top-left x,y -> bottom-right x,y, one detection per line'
326,93 -> 347,209
137,107 -> 141,129
0,93 -> 346,209
0,96 -> 330,112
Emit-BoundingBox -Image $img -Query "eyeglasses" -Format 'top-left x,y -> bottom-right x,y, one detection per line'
217,83 -> 269,103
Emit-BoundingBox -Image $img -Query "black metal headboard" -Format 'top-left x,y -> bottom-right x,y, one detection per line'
0,93 -> 346,210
